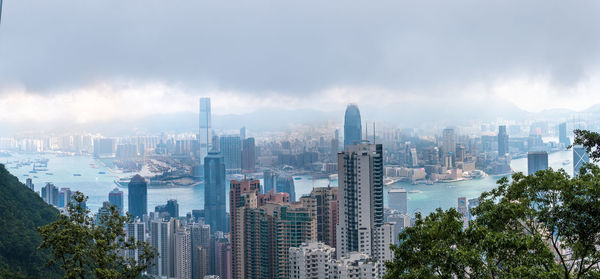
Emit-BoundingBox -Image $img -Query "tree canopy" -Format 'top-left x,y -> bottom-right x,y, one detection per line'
386,130 -> 600,279
38,192 -> 156,279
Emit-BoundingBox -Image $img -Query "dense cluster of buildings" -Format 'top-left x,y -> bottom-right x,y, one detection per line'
25,98 -> 594,278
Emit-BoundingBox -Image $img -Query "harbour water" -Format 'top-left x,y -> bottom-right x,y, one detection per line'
3,150 -> 574,217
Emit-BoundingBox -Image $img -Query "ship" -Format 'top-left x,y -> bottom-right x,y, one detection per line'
73,174 -> 82,176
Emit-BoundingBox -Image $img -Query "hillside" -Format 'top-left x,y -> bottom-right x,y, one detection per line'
0,164 -> 61,278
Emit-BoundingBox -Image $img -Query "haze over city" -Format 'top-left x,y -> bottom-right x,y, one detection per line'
1,0 -> 600,135
2,1 -> 600,279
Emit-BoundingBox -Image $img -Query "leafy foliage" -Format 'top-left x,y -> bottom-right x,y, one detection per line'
38,192 -> 156,279
387,129 -> 600,279
0,164 -> 61,278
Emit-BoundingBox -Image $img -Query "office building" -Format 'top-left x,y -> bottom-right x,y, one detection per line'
108,187 -> 124,215
458,197 -> 468,227
128,174 -> 147,219
527,151 -> 549,175
93,138 -> 115,158
336,142 -> 394,261
126,220 -> 146,262
388,188 -> 408,215
498,125 -> 509,156
199,97 -> 212,164
25,178 -> 34,191
175,228 -> 193,279
241,137 -> 256,171
558,122 -> 570,147
219,136 -> 242,170
155,199 -> 179,219
275,174 -> 296,202
343,104 -> 362,149
573,145 -> 590,175
467,198 -> 480,221
263,170 -> 276,194
150,220 -> 171,277
386,213 -> 410,245
289,242 -> 335,279
204,152 -> 227,232
41,183 -> 59,206
58,187 -> 73,208
442,128 -> 456,168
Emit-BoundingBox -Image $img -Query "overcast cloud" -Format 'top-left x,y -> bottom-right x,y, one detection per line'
0,0 -> 599,126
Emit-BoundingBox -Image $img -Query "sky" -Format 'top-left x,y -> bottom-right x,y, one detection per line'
0,0 -> 600,129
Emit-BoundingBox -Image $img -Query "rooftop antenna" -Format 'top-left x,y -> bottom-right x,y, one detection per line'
373,122 -> 376,144
365,121 -> 368,142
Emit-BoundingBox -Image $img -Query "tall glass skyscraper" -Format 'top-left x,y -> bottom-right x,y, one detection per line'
204,152 -> 227,232
128,174 -> 147,219
343,104 -> 362,149
108,187 -> 124,215
498,125 -> 509,156
573,145 -> 590,176
527,151 -> 548,175
219,135 -> 242,170
199,98 -> 212,165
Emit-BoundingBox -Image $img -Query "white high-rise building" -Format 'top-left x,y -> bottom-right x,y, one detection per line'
175,228 -> 192,279
126,221 -> 146,262
336,142 -> 393,262
199,97 -> 212,165
150,220 -> 171,277
388,188 -> 407,215
289,242 -> 335,279
330,252 -> 383,279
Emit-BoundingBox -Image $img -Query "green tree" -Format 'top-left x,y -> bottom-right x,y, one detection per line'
387,130 -> 600,279
38,192 -> 156,279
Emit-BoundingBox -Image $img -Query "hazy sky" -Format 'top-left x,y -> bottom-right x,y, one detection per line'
1,0 -> 599,126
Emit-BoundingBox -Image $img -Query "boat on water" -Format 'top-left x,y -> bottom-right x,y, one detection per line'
23,174 -> 29,177
294,177 -> 302,180
98,171 -> 106,174
46,173 -> 53,175
73,174 -> 82,176
33,176 -> 38,178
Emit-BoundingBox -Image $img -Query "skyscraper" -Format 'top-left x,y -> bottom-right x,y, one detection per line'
263,170 -> 276,194
155,199 -> 179,219
199,98 -> 212,164
175,228 -> 192,279
337,142 -> 394,261
204,152 -> 227,232
305,187 -> 338,248
343,104 -> 362,149
190,223 -> 211,279
558,122 -> 570,147
219,136 -> 242,170
457,197 -> 468,227
126,220 -> 146,262
388,188 -> 408,215
58,188 -> 73,208
108,187 -> 124,215
527,151 -> 549,175
128,174 -> 147,219
41,183 -> 59,206
241,137 -> 256,171
25,178 -> 34,191
573,145 -> 590,175
442,128 -> 456,158
150,220 -> 171,277
275,174 -> 296,202
498,125 -> 509,156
